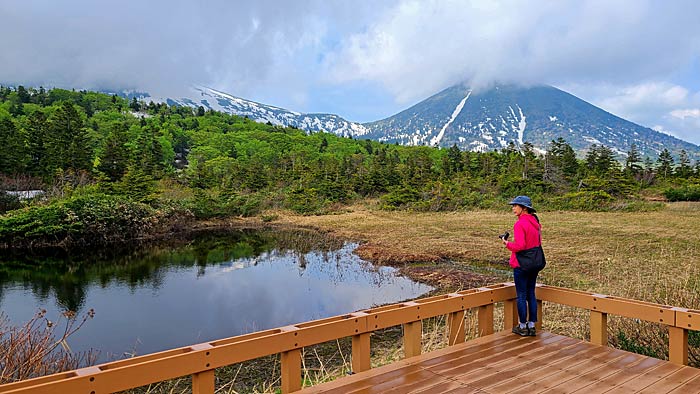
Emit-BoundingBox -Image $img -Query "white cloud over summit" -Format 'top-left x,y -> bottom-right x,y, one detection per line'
1,0 -> 699,143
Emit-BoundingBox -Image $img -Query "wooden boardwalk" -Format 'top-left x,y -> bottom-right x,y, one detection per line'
305,330 -> 700,394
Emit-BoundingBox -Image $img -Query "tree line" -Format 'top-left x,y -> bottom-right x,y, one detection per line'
1,85 -> 700,219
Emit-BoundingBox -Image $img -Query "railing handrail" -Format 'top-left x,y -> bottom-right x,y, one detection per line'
1,282 -> 698,394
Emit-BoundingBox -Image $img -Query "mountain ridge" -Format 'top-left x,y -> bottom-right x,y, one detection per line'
137,84 -> 700,160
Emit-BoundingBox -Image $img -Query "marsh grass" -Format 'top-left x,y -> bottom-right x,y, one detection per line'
43,203 -> 700,392
271,202 -> 700,364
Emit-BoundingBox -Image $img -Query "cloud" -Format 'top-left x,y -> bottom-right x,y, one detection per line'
323,0 -> 700,104
0,1 -> 371,100
1,1 -> 699,143
562,81 -> 700,144
670,109 -> 700,119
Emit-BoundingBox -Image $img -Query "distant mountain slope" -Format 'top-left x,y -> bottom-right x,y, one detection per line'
140,84 -> 700,160
143,86 -> 370,138
363,84 -> 700,160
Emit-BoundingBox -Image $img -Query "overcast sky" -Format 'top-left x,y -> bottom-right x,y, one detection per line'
2,0 -> 700,144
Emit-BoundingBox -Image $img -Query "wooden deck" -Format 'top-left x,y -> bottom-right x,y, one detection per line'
305,330 -> 700,394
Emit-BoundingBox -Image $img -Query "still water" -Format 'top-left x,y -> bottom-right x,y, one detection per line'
0,230 -> 432,362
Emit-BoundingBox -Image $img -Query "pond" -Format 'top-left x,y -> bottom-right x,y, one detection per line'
0,229 -> 432,362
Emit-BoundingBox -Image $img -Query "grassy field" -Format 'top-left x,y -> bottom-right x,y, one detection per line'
263,202 -> 700,362
270,202 -> 700,300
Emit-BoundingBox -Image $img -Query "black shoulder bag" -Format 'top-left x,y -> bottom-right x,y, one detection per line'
515,222 -> 546,273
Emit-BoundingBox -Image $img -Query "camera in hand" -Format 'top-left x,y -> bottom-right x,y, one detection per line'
498,231 -> 510,240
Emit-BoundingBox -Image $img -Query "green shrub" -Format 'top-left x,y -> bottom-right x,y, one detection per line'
614,330 -> 660,358
547,190 -> 614,211
0,194 -> 161,247
284,187 -> 327,214
380,185 -> 421,210
664,185 -> 700,201
0,193 -> 21,213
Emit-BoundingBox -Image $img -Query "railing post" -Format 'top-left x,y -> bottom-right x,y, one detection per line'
447,310 -> 466,345
478,304 -> 494,336
504,299 -> 518,330
192,370 -> 215,394
536,299 -> 543,331
668,326 -> 689,365
403,320 -> 422,358
590,311 -> 608,346
280,349 -> 302,393
351,333 -> 371,372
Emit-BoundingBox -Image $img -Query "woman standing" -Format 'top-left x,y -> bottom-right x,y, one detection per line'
501,195 -> 542,336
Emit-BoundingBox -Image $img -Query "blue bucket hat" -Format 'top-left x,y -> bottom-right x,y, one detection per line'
508,195 -> 536,212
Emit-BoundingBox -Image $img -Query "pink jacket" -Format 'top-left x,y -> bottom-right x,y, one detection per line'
505,213 -> 542,268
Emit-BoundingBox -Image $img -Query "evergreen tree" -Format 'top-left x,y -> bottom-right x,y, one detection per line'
520,142 -> 539,180
586,145 -> 617,175
446,144 -> 464,175
624,143 -> 642,176
134,127 -> 165,177
641,157 -> 656,185
675,150 -> 692,179
0,117 -> 27,174
116,166 -> 156,202
657,149 -> 674,179
545,138 -> 578,184
45,102 -> 92,173
585,144 -> 599,173
25,111 -> 49,176
16,85 -> 30,103
98,123 -> 131,181
129,97 -> 140,111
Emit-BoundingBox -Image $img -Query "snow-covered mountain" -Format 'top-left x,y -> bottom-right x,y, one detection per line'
364,84 -> 700,160
140,84 -> 700,160
142,86 -> 370,138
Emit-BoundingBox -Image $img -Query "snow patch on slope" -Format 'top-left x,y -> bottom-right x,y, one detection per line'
430,90 -> 471,146
143,85 -> 370,137
516,105 -> 527,145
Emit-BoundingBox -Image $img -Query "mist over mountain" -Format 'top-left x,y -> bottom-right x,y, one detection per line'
139,84 -> 700,160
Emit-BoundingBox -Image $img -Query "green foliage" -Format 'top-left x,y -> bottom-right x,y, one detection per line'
97,123 -> 130,181
548,191 -> 615,211
44,102 -> 93,173
284,187 -> 327,214
614,330 -> 659,359
664,184 -> 700,201
380,185 -> 421,210
0,194 -> 160,247
0,192 -> 21,213
114,167 -> 157,202
186,190 -> 264,218
0,117 -> 27,174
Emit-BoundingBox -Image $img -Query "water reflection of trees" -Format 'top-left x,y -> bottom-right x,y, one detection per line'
0,229 -> 346,313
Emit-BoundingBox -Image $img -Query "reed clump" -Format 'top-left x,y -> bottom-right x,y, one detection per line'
0,309 -> 97,384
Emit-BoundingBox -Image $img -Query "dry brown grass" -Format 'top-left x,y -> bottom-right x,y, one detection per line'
267,202 -> 700,304
68,203 -> 700,392
260,202 -> 700,363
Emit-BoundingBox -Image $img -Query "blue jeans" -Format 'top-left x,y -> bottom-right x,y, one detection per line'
513,267 -> 538,323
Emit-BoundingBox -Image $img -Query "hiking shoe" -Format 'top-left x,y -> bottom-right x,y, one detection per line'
512,326 -> 529,336
527,327 -> 536,336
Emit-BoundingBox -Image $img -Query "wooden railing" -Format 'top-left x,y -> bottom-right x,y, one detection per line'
1,282 -> 698,394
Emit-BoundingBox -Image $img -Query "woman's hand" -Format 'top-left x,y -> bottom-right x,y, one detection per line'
502,238 -> 508,247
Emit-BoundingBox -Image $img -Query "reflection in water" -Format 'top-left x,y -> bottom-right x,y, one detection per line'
0,229 -> 432,362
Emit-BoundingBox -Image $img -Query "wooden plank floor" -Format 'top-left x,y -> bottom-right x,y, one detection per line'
304,331 -> 700,393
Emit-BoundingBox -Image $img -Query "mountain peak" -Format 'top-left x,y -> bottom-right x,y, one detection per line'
363,83 -> 700,159
140,83 -> 700,160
